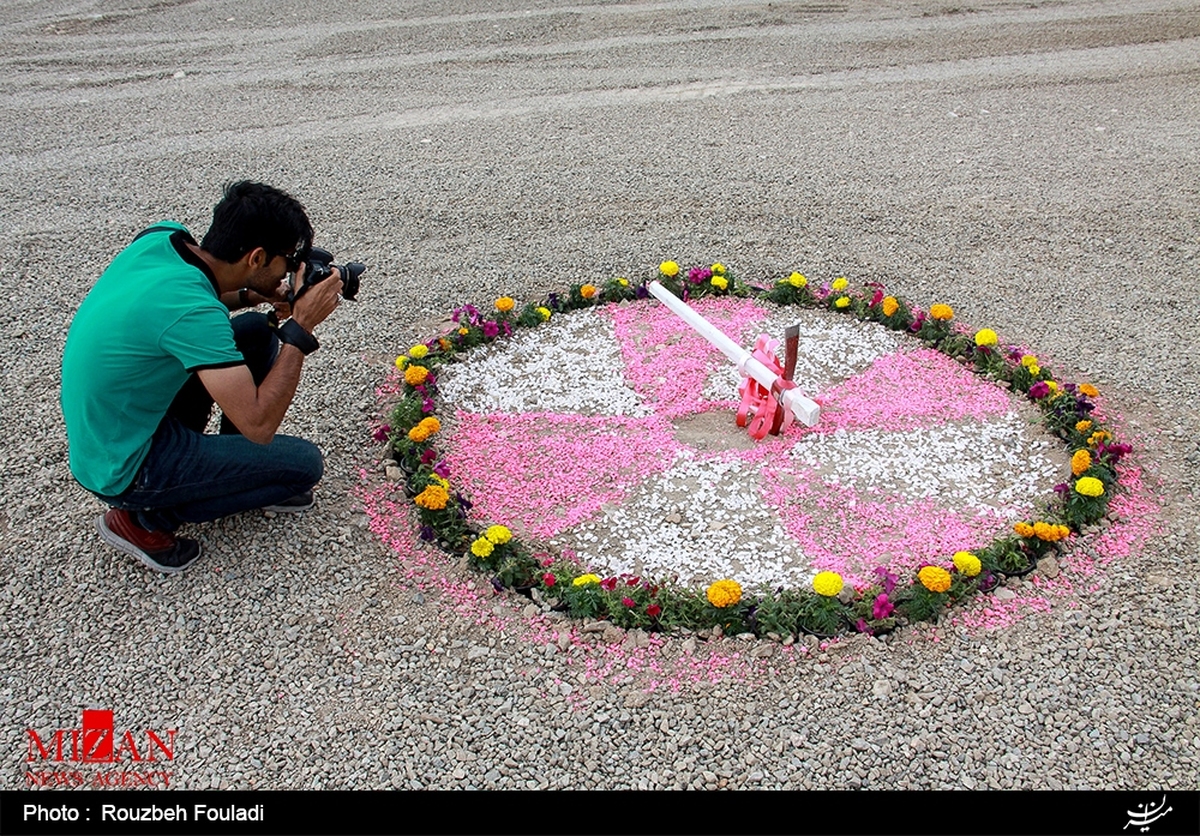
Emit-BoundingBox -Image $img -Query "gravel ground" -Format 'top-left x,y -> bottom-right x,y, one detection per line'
1,0 -> 1198,791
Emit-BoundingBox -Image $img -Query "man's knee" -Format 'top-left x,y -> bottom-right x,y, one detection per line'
231,312 -> 279,385
284,437 -> 324,488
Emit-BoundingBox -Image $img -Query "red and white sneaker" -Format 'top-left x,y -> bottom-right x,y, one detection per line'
96,509 -> 201,574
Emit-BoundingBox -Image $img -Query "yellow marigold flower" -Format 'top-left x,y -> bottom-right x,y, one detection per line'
1075,420 -> 1093,433
711,276 -> 728,290
617,277 -> 630,286
812,571 -> 844,597
1013,521 -> 1035,538
918,566 -> 952,593
831,277 -> 849,292
394,355 -> 409,370
706,579 -> 742,608
711,262 -> 726,275
659,261 -> 680,278
953,551 -> 982,577
929,303 -> 954,321
572,574 -> 601,587
882,296 -> 899,317
458,327 -> 469,335
1071,449 -> 1092,476
974,328 -> 998,347
536,306 -> 552,321
787,272 -> 807,288
470,537 -> 494,558
1075,477 -> 1105,498
1088,430 -> 1112,447
1021,354 -> 1038,368
834,296 -> 850,309
580,284 -> 597,299
1079,383 -> 1099,397
413,485 -> 449,511
1046,380 -> 1059,395
495,296 -> 515,312
409,344 -> 429,359
484,524 -> 512,545
405,365 -> 429,386
1028,364 -> 1041,376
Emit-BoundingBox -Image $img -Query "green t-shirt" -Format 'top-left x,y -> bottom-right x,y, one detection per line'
61,222 -> 243,496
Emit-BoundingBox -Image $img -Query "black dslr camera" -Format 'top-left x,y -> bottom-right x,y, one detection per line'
292,246 -> 366,302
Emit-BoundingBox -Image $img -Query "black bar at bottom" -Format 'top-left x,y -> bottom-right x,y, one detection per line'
2,790 -> 1197,836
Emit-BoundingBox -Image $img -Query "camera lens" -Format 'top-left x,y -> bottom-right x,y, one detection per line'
341,262 -> 365,300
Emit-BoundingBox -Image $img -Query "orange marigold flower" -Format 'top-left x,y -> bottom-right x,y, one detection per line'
929,303 -> 954,321
1033,521 -> 1056,541
1071,449 -> 1092,476
918,566 -> 952,593
1088,430 -> 1112,447
413,485 -> 449,510
1075,420 -> 1093,433
405,365 -> 429,386
495,296 -> 515,312
1013,521 -> 1035,538
1079,383 -> 1099,397
580,284 -> 598,299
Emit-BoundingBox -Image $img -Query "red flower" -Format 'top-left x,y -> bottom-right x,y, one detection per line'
542,573 -> 556,587
647,604 -> 662,618
626,576 -> 641,586
622,597 -> 635,608
600,577 -> 618,591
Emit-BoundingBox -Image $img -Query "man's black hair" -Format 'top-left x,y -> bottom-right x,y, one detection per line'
200,181 -> 314,264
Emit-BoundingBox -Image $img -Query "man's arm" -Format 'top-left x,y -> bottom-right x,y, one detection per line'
198,272 -> 342,445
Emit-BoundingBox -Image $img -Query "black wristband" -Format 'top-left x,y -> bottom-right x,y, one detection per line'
277,318 -> 319,355
238,288 -> 251,307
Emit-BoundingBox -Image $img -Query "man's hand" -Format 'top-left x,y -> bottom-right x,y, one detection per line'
198,268 -> 342,445
290,265 -> 343,333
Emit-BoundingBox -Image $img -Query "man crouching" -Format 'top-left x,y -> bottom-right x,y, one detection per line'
61,181 -> 344,573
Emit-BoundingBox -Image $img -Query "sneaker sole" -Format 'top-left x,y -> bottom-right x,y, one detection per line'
95,515 -> 200,575
261,495 -> 315,513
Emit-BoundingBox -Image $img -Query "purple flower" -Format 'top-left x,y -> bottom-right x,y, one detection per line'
502,321 -> 512,337
634,284 -> 650,299
1053,482 -> 1070,495
687,267 -> 712,284
421,397 -> 436,413
855,618 -> 873,635
456,493 -> 472,511
482,321 -> 499,339
418,525 -> 435,542
547,292 -> 562,311
872,593 -> 894,620
874,566 -> 899,595
420,448 -> 438,465
372,425 -> 390,442
1028,381 -> 1050,399
909,310 -> 926,331
433,460 -> 451,478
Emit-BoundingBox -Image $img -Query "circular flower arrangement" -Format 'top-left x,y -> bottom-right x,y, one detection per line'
377,263 -> 1131,640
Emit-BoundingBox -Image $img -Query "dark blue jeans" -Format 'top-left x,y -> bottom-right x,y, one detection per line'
98,313 -> 324,532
